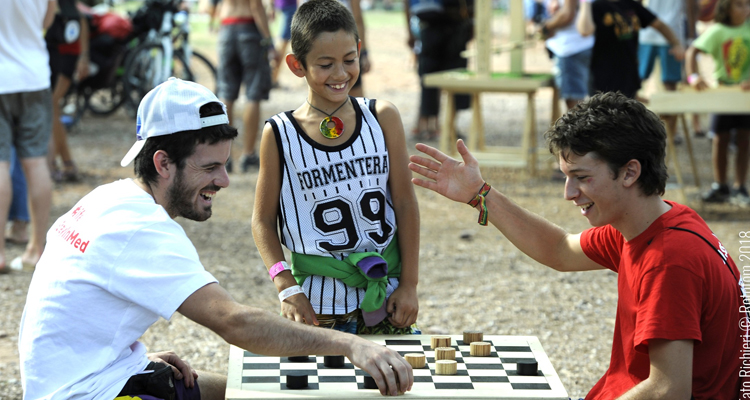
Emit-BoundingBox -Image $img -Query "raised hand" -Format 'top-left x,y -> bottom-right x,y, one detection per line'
409,140 -> 486,204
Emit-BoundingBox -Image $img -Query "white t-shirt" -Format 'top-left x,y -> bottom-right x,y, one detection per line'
639,0 -> 685,46
0,0 -> 51,94
19,179 -> 217,400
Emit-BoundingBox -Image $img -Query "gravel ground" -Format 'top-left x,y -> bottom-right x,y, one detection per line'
1,10 -> 748,399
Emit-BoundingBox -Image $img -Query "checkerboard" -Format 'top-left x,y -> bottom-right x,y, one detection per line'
226,335 -> 568,399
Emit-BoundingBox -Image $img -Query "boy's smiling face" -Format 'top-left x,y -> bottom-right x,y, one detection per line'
560,152 -> 630,229
303,29 -> 360,105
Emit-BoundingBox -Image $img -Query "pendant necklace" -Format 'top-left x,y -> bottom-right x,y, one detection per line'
306,98 -> 349,139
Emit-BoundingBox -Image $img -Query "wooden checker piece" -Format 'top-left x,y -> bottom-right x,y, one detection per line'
405,353 -> 427,369
435,347 -> 456,360
430,335 -> 452,349
470,342 -> 492,357
226,334 -> 569,399
463,330 -> 484,344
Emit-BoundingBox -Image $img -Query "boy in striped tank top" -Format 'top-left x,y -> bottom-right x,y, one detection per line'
252,0 -> 421,335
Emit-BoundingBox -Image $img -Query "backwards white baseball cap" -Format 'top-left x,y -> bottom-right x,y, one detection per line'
120,77 -> 230,167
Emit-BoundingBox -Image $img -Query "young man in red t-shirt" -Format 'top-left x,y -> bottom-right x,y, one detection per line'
408,92 -> 743,399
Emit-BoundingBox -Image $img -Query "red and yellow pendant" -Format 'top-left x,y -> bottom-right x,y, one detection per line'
319,116 -> 344,139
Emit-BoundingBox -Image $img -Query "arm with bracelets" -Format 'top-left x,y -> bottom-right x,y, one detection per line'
408,139 -> 602,272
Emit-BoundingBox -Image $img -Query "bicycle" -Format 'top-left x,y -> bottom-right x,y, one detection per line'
122,0 -> 217,115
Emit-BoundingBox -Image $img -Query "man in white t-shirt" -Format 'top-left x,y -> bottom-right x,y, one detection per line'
0,0 -> 56,273
18,78 -> 414,400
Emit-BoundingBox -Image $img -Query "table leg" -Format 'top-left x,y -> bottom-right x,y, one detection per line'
679,114 -> 701,188
470,93 -> 485,151
440,90 -> 457,154
665,120 -> 688,204
551,85 -> 561,123
522,92 -> 537,176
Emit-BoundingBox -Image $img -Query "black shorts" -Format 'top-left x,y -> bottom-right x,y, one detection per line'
48,44 -> 79,88
710,114 -> 750,134
116,362 -> 202,400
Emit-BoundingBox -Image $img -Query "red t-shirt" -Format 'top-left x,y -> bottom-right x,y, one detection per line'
580,201 -> 742,399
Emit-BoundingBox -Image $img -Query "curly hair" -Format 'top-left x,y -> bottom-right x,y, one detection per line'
544,92 -> 668,196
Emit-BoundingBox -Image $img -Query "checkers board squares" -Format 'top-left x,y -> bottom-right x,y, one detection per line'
226,334 -> 568,399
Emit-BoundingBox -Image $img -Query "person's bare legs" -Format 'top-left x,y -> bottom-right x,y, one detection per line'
735,130 -> 749,187
50,75 -> 77,180
20,156 -> 52,266
271,39 -> 290,85
713,132 -> 731,185
693,113 -> 705,137
242,101 -> 260,156
196,370 -> 227,400
564,99 -> 579,110
7,220 -> 29,244
239,100 -> 261,171
0,161 -> 11,270
662,82 -> 678,143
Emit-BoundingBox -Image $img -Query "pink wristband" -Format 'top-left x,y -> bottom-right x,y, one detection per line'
269,261 -> 290,281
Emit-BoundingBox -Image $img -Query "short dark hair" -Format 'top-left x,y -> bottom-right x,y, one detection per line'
290,0 -> 359,69
713,0 -> 734,25
133,102 -> 238,185
544,92 -> 668,196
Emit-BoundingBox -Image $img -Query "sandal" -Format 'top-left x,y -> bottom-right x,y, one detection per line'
61,161 -> 79,182
10,256 -> 35,271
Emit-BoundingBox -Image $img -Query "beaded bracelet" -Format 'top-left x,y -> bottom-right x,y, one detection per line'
467,182 -> 492,226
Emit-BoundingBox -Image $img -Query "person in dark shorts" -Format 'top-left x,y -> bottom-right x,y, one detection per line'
405,0 -> 473,140
0,0 -> 55,273
47,0 -> 90,182
270,0 -> 297,86
216,0 -> 275,172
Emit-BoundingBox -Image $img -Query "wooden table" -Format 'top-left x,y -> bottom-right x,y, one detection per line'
226,334 -> 568,399
647,87 -> 750,203
423,70 -> 559,176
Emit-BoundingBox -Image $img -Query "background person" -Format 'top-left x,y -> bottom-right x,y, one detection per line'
686,0 -> 750,205
576,0 -> 684,98
0,0 -> 56,273
46,0 -> 90,182
216,0 -> 275,172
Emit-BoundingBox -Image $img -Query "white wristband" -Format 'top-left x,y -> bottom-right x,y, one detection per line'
278,285 -> 305,302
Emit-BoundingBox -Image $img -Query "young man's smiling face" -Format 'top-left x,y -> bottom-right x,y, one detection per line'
164,140 -> 231,221
560,151 -> 630,228
303,29 -> 360,105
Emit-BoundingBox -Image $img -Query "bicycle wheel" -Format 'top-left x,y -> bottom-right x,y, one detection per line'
83,75 -> 125,116
122,42 -> 168,113
173,50 -> 218,94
